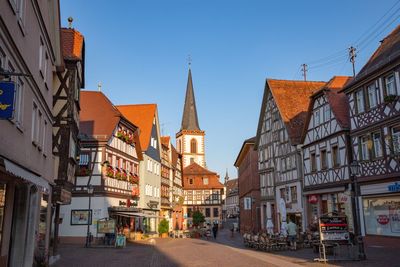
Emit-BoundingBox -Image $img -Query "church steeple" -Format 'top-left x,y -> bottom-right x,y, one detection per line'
224,169 -> 229,184
181,68 -> 200,131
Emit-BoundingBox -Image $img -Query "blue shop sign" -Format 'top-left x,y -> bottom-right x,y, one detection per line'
388,182 -> 400,192
0,81 -> 15,120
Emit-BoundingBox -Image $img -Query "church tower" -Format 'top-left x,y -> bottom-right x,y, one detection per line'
176,68 -> 206,168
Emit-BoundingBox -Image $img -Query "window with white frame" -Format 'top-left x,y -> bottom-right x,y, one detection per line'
372,132 -> 383,158
37,110 -> 43,150
243,197 -> 251,210
281,158 -> 286,172
79,154 -> 90,166
311,152 -> 317,172
332,145 -> 340,167
203,177 -> 208,185
39,37 -> 44,75
392,126 -> 400,155
323,104 -> 331,122
314,109 -> 320,126
385,74 -> 397,96
367,83 -> 378,109
320,149 -> 327,169
69,133 -> 76,159
42,120 -> 47,156
356,90 -> 365,113
360,136 -> 370,161
31,102 -> 39,144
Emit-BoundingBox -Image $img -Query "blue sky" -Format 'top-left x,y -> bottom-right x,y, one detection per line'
61,0 -> 399,180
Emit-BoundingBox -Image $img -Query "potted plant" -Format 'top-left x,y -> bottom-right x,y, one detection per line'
158,219 -> 169,238
191,211 -> 205,238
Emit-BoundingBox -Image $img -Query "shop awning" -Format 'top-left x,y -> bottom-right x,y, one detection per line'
113,212 -> 147,218
4,158 -> 51,192
303,186 -> 346,195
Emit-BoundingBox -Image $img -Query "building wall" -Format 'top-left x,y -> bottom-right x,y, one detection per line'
238,144 -> 260,233
0,1 -> 60,265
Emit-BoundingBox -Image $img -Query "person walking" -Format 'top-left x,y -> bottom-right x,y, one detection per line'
287,219 -> 298,250
212,224 -> 218,239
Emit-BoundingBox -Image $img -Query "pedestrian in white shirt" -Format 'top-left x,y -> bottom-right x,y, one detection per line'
287,219 -> 298,250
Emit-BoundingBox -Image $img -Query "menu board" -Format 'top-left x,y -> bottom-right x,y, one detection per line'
319,215 -> 350,241
97,219 -> 116,234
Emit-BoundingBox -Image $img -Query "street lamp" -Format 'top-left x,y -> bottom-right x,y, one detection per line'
350,161 -> 366,260
85,184 -> 94,248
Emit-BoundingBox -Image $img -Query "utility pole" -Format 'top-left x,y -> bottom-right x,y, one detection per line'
301,64 -> 308,81
349,46 -> 357,77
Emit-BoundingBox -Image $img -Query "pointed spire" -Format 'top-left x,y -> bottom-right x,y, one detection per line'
224,169 -> 229,184
181,68 -> 200,131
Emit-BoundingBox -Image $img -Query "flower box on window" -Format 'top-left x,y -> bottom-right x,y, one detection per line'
384,94 -> 397,103
76,166 -> 91,176
106,166 -> 115,178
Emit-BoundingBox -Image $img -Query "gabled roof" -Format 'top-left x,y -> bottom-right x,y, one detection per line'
256,79 -> 325,146
80,91 -> 121,140
349,25 -> 400,86
117,104 -> 157,151
161,136 -> 170,147
181,69 -> 201,131
226,179 -> 238,190
301,76 -> 351,142
234,136 -> 256,167
171,145 -> 179,166
61,28 -> 84,61
183,162 -> 224,189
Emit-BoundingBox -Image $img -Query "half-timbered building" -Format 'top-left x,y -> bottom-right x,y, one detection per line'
343,25 -> 400,238
160,136 -> 172,221
171,145 -> 184,230
52,25 -> 85,252
301,76 -> 354,231
182,163 -> 224,228
59,91 -> 143,243
255,79 -> 325,233
117,104 -> 162,233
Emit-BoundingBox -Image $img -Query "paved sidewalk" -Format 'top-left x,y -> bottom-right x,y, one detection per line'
214,228 -> 400,267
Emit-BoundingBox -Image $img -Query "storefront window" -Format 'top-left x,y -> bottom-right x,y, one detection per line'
363,196 -> 400,237
0,184 -> 6,249
37,193 -> 48,251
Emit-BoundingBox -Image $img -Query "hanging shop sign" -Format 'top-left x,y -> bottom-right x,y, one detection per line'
319,215 -> 349,241
308,195 -> 318,204
0,81 -> 15,120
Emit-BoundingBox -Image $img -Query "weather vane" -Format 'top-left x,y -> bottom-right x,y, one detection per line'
187,54 -> 192,68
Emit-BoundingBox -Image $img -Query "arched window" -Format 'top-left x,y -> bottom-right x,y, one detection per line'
190,138 -> 197,154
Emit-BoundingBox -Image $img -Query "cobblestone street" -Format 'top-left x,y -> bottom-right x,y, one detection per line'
54,228 -> 400,267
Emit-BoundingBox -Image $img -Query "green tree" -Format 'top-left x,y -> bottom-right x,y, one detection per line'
192,210 -> 205,227
158,219 -> 169,234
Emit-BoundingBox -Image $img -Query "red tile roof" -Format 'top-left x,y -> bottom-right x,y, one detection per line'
80,91 -> 121,140
117,104 -> 157,151
61,28 -> 84,61
267,79 -> 326,144
161,136 -> 170,147
301,76 -> 351,142
352,25 -> 400,84
183,163 -> 224,189
225,179 -> 238,191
